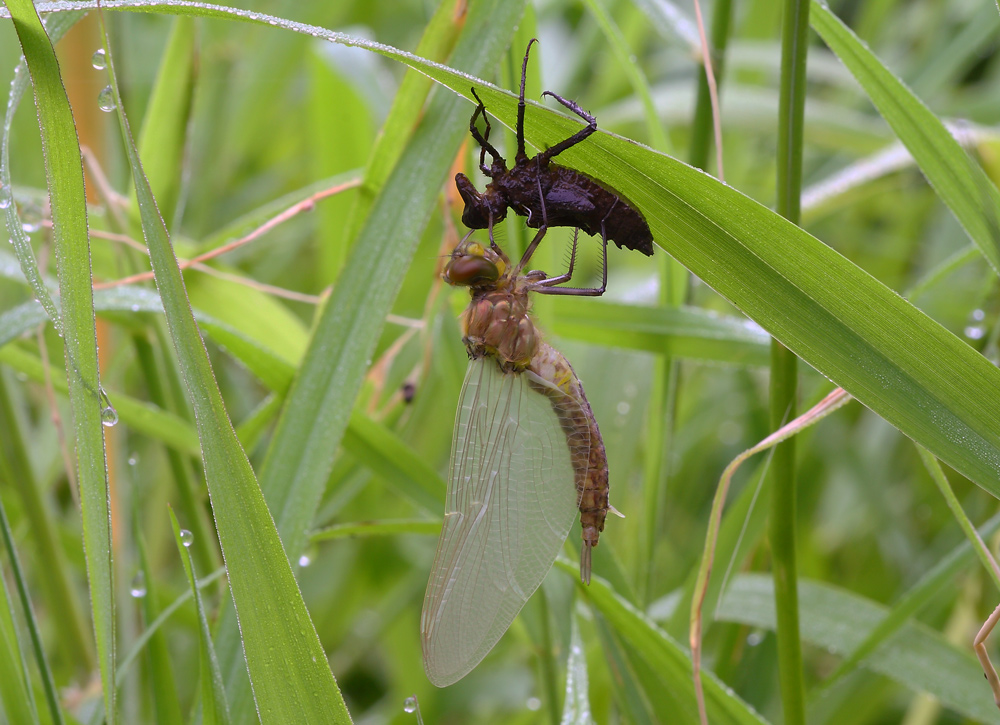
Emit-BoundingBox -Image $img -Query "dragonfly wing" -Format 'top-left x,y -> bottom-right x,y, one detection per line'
421,359 -> 586,687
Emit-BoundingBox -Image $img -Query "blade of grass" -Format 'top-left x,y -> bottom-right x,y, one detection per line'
132,524 -> 185,725
918,448 -> 1000,591
0,345 -> 201,455
130,14 -> 196,226
822,511 -> 1000,688
549,299 -> 771,366
0,374 -> 93,672
168,508 -> 231,725
0,566 -> 37,725
718,574 -> 997,722
769,2 -> 810,722
341,0 -> 466,247
309,519 -> 440,542
1,9 -> 86,330
810,0 -> 1000,276
95,9 -> 351,722
0,504 -> 41,725
560,561 -> 767,725
4,3 -> 116,720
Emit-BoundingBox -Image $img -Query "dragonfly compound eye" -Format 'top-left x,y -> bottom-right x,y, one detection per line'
444,253 -> 500,287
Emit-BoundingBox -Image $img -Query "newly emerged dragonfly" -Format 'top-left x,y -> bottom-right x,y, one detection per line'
421,230 -> 613,687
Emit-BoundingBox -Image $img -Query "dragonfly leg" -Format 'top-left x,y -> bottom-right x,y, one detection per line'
535,90 -> 597,166
975,601 -> 1000,709
529,223 -> 608,297
514,38 -> 539,164
487,212 -> 510,266
470,88 -> 503,177
532,228 -> 579,286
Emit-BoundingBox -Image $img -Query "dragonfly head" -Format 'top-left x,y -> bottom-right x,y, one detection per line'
443,237 -> 506,288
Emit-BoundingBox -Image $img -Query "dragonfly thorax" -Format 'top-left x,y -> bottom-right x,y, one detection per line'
462,289 -> 537,371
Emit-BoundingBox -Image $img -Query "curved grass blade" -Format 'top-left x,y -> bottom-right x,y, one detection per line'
822,511 -> 1000,689
0,563 -> 37,725
549,299 -> 770,366
131,14 -> 196,227
310,519 -> 441,543
560,561 -> 766,725
4,3 -> 116,720
718,574 -> 996,722
132,524 -> 184,725
809,0 -> 1000,275
169,508 -> 231,725
94,12 -> 351,723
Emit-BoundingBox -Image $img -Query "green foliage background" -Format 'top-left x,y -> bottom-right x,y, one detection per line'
1,0 -> 1000,723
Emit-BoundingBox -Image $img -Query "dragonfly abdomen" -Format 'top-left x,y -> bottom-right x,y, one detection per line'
529,342 -> 610,584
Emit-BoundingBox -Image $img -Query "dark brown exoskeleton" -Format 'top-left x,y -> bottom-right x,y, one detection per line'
454,38 -> 654,273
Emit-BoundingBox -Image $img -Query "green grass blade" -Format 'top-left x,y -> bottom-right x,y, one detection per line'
810,0 -> 1000,275
4,3 -> 116,720
718,574 -> 996,721
560,561 -> 767,725
0,345 -> 201,455
168,508 -> 231,725
0,373 -> 93,673
823,511 -> 1000,688
580,0 -> 670,153
560,615 -> 594,725
550,299 -> 770,366
133,526 -> 185,725
114,567 -> 228,690
341,0 -> 464,247
0,9 -> 85,329
0,566 -> 37,725
95,12 -> 351,723
310,519 -> 440,542
131,15 -> 197,226
770,0 -> 810,721
0,504 -> 41,725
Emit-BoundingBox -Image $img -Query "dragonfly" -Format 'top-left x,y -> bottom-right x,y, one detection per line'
421,228 -> 614,687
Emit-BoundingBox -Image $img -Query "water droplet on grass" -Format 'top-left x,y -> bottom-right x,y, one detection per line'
130,571 -> 146,598
97,86 -> 115,112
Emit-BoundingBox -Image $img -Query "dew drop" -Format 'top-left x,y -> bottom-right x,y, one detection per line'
403,696 -> 417,713
91,48 -> 107,70
179,529 -> 194,547
0,186 -> 11,210
298,553 -> 312,567
965,325 -> 986,340
972,308 -> 986,322
127,453 -> 138,467
616,401 -> 630,415
21,221 -> 40,233
747,630 -> 764,646
129,571 -> 147,598
98,387 -> 118,427
97,86 -> 116,112
101,405 -> 119,427
526,697 -> 542,711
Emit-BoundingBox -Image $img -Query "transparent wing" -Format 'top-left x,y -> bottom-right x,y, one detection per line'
421,358 -> 588,687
